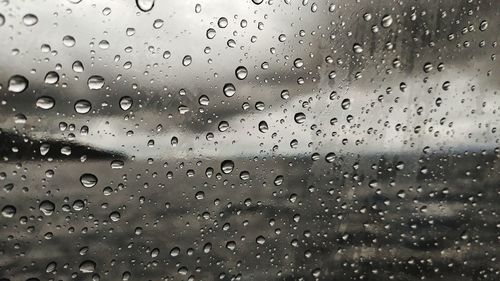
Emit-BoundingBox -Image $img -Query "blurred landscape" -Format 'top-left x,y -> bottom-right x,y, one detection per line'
0,0 -> 499,280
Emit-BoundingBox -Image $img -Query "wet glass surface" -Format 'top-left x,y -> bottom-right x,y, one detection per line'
0,0 -> 499,280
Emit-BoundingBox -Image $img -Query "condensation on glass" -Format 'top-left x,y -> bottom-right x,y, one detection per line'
0,0 -> 499,280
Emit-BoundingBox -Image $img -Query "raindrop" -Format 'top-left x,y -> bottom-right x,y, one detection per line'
226,241 -> 236,250
178,105 -> 189,114
218,121 -> 229,132
479,20 -> 488,31
235,66 -> 248,80
274,175 -> 284,186
198,95 -> 209,106
381,14 -> 393,28
74,100 -> 92,114
294,112 -> 306,124
221,160 -> 234,174
153,19 -> 164,29
111,160 -> 124,169
44,71 -> 59,84
109,211 -> 121,222
258,121 -> 268,133
87,75 -> 105,90
325,152 -> 336,163
62,35 -> 76,47
79,260 -> 96,273
1,205 -> 16,218
223,83 -> 236,97
341,98 -> 350,110
218,17 -> 228,28
36,96 -> 55,110
182,55 -> 192,66
72,61 -> 84,72
206,28 -> 216,39
119,96 -> 133,111
239,171 -> 250,180
256,236 -> 266,244
39,200 -> 55,216
353,43 -> 363,53
14,114 -> 27,124
195,4 -> 202,13
80,173 -> 98,188
170,247 -> 180,257
136,0 -> 155,12
294,58 -> 303,68
8,75 -> 29,93
22,14 -> 38,26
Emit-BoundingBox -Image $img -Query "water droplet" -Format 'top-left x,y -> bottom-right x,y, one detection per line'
36,96 -> 55,110
479,20 -> 488,31
381,14 -> 393,28
22,14 -> 38,26
423,62 -> 433,73
170,247 -> 180,257
218,121 -> 229,132
281,90 -> 290,99
1,205 -> 16,218
119,96 -> 133,111
39,200 -> 55,216
294,112 -> 306,124
252,0 -> 263,5
195,191 -> 205,200
195,4 -> 202,13
109,211 -> 121,222
153,19 -> 164,29
136,0 -> 155,12
294,58 -> 303,68
256,236 -> 266,244
151,248 -> 159,258
218,17 -> 228,28
44,71 -> 59,84
62,35 -> 76,47
223,83 -> 236,97
87,75 -> 105,90
239,171 -> 250,180
325,152 -> 336,163
72,60 -> 84,72
341,98 -> 350,110
258,121 -> 268,133
79,260 -> 96,273
80,173 -> 98,187
221,160 -> 234,174
182,55 -> 192,66
353,43 -> 363,53
274,175 -> 284,186
178,105 -> 189,114
111,160 -> 124,169
206,28 -> 216,39
198,95 -> 209,106
14,114 -> 27,124
74,100 -> 92,114
0,14 -> 5,26
8,75 -> 29,93
227,39 -> 236,48
363,13 -> 372,21
235,66 -> 248,80
226,241 -> 236,250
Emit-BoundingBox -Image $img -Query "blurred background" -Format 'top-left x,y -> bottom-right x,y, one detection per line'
0,0 -> 499,280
